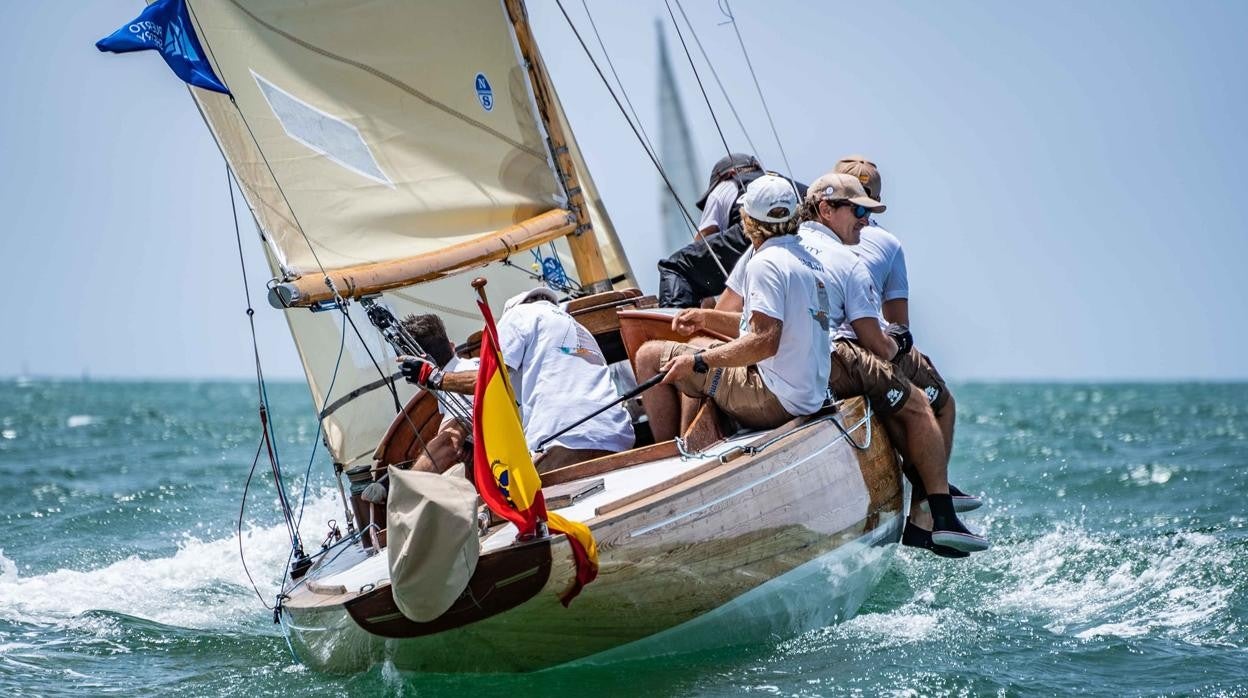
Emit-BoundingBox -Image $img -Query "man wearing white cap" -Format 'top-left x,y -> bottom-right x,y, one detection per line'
635,174 -> 872,436
399,286 -> 634,472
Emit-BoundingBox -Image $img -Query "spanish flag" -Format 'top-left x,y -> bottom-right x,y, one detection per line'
472,299 -> 599,605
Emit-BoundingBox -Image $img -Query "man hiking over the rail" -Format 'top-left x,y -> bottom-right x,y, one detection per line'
826,156 -> 980,551
398,287 -> 634,473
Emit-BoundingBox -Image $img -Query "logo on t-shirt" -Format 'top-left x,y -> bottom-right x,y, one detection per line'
924,385 -> 940,404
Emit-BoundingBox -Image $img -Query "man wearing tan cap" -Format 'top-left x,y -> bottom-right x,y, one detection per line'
827,157 -> 980,544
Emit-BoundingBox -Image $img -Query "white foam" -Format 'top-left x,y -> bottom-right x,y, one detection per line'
66,415 -> 95,428
982,527 -> 1235,643
0,489 -> 345,632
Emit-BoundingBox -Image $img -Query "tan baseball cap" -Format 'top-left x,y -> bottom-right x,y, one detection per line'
833,155 -> 882,201
806,172 -> 886,213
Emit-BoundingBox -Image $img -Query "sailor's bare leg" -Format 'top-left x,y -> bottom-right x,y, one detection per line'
635,341 -> 681,442
935,393 -> 956,462
894,385 -> 948,497
411,424 -> 466,474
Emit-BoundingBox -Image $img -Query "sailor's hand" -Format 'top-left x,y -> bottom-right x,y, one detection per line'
672,309 -> 707,336
885,323 -> 913,362
660,354 -> 695,384
397,355 -> 444,389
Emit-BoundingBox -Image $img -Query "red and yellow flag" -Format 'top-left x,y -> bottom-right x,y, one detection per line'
472,299 -> 599,605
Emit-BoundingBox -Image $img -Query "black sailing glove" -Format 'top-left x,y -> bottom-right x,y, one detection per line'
885,323 -> 913,363
398,355 -> 444,390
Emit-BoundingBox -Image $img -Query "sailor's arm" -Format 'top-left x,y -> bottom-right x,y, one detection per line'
661,312 -> 780,384
852,318 -> 900,362
714,288 -> 744,313
882,298 -> 909,327
671,308 -> 741,338
435,371 -> 476,395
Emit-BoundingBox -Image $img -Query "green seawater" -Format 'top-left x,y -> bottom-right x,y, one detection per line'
1,380 -> 1245,696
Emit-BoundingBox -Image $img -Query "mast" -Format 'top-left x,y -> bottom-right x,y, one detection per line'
504,0 -> 612,294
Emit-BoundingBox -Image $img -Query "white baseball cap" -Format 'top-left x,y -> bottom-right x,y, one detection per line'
502,286 -> 559,316
736,174 -> 799,223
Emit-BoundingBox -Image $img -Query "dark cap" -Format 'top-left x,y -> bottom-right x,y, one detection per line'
695,153 -> 762,210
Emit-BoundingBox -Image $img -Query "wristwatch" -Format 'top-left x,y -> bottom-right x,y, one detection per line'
692,352 -> 709,374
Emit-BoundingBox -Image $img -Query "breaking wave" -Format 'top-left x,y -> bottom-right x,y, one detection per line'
0,489 -> 344,632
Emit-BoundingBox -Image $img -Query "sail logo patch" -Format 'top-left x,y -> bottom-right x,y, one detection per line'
475,73 -> 494,112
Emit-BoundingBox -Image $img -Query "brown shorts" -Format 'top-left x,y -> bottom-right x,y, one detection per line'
829,340 -> 912,415
893,347 -> 951,413
657,341 -> 793,430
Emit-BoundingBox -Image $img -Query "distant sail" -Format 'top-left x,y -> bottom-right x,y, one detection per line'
656,22 -> 702,255
177,0 -> 631,465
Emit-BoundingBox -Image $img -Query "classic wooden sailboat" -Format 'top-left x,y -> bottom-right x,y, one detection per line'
139,0 -> 906,673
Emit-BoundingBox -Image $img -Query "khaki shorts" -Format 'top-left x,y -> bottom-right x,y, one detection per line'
893,348 -> 951,413
657,341 -> 793,430
829,340 -> 912,415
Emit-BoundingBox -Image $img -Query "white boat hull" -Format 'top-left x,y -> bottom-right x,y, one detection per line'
283,399 -> 904,673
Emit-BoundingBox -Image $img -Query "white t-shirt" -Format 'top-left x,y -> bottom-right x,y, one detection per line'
496,301 -> 634,453
727,225 -> 880,341
737,235 -> 837,416
437,355 -> 479,428
698,180 -> 739,233
801,223 -> 907,340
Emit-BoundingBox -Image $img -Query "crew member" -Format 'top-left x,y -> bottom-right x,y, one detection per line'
636,174 -> 845,438
657,153 -> 763,308
399,287 -> 634,473
398,313 -> 477,474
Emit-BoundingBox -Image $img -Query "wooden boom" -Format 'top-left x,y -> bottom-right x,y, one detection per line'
267,209 -> 576,309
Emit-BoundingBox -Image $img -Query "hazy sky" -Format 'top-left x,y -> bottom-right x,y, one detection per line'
3,1 -> 1246,381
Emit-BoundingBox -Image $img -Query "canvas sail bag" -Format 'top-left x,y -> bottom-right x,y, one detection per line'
386,467 -> 479,622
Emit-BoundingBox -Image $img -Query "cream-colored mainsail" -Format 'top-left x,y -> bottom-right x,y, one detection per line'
180,0 -> 632,465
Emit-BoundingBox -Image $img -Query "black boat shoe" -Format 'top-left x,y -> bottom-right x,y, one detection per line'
919,484 -> 983,513
902,521 -> 969,559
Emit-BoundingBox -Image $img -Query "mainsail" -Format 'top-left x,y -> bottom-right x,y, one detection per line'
179,0 -> 632,464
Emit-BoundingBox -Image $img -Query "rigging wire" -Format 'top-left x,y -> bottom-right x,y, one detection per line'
226,164 -> 298,550
236,432 -> 273,609
554,0 -> 729,278
719,0 -> 797,185
673,0 -> 759,155
662,0 -> 732,161
579,0 -> 658,158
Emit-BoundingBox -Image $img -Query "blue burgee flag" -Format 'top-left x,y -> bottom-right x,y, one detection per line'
96,0 -> 230,95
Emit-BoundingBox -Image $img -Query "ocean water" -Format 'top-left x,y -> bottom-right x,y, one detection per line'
1,380 -> 1245,696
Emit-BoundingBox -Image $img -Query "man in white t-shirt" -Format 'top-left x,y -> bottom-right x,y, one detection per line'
825,156 -> 980,547
803,172 -> 986,553
636,174 -> 865,438
400,288 -> 634,473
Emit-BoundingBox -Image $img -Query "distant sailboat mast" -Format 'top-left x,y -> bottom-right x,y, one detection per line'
656,22 -> 702,256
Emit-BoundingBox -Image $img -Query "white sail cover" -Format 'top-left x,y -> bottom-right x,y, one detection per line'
180,0 -> 632,464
